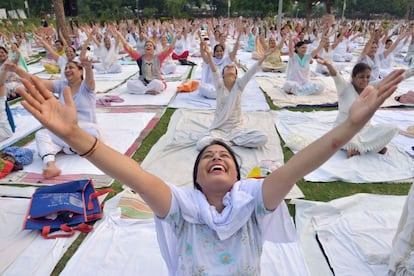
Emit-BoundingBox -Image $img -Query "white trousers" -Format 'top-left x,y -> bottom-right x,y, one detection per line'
36,122 -> 102,164
126,79 -> 165,95
198,83 -> 217,99
282,80 -> 325,96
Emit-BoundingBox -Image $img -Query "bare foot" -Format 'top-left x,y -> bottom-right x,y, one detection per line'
378,147 -> 387,155
43,162 -> 62,179
346,149 -> 360,158
43,167 -> 62,179
145,90 -> 160,95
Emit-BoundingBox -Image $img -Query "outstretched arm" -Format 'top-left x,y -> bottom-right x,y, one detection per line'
262,69 -> 405,210
201,41 -> 217,73
35,34 -> 60,62
3,61 -> 54,91
311,37 -> 325,58
359,30 -> 375,60
18,78 -> 172,218
0,59 -> 7,97
229,23 -> 243,61
315,56 -> 338,76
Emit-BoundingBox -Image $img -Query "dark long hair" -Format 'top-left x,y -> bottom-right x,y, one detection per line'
294,41 -> 306,53
193,140 -> 241,191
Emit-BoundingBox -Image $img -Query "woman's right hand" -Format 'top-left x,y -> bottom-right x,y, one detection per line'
19,77 -> 79,140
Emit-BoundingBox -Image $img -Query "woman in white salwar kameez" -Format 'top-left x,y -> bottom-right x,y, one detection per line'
318,58 -> 401,158
92,32 -> 122,74
378,32 -> 408,78
195,41 -> 274,151
357,31 -> 383,81
198,28 -> 241,99
18,65 -> 405,275
282,36 -> 325,96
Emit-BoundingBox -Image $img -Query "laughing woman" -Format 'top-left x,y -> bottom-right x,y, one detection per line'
117,29 -> 176,95
17,66 -> 404,274
2,44 -> 100,178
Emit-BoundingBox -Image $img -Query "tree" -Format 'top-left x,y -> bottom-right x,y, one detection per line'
53,0 -> 71,45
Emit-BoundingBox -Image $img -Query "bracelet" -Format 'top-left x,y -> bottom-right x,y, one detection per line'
79,137 -> 99,158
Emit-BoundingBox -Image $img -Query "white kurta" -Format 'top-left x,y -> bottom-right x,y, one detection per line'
283,53 -> 325,95
196,62 -> 267,150
155,179 -> 298,275
333,74 -> 398,154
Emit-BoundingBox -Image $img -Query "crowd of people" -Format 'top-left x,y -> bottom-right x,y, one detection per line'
1,13 -> 414,274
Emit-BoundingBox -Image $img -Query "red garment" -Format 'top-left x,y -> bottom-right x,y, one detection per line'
172,50 -> 189,60
0,159 -> 14,178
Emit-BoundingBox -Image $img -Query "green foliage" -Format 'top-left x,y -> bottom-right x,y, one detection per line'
164,0 -> 187,18
3,0 -> 412,20
142,7 -> 158,18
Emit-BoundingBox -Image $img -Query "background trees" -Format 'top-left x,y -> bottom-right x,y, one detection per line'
1,0 -> 413,20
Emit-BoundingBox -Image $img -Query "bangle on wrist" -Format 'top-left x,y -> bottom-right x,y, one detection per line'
79,137 -> 99,158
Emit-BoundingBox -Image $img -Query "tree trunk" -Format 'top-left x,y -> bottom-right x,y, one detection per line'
53,0 -> 71,46
326,0 -> 334,14
305,0 -> 313,28
406,2 -> 413,21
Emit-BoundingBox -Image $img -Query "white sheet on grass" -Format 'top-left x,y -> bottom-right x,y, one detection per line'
168,76 -> 270,111
256,75 -> 338,108
92,64 -> 138,81
27,62 -> 46,75
293,193 -> 407,276
141,109 -> 303,198
162,64 -> 192,81
23,111 -> 155,176
95,78 -> 131,94
61,190 -> 310,276
274,109 -> 414,183
105,81 -> 180,106
0,103 -> 42,150
0,191 -> 80,276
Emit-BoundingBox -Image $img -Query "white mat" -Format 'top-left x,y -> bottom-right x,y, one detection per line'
105,81 -> 181,106
92,64 -> 138,81
0,103 -> 42,150
95,78 -> 132,94
256,75 -> 338,108
162,64 -> 192,82
61,190 -> 309,276
141,109 -> 303,198
22,111 -> 156,176
274,109 -> 414,183
0,191 -> 80,275
168,76 -> 270,111
27,62 -> 46,75
293,193 -> 407,276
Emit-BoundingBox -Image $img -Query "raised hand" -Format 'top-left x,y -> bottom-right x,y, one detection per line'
18,77 -> 78,140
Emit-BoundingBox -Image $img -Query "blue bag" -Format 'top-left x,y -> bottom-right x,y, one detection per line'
24,179 -> 114,239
